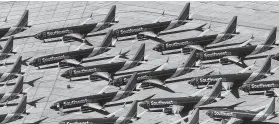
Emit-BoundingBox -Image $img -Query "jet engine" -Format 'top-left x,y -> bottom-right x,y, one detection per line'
162,107 -> 173,114
182,47 -> 193,54
219,58 -> 231,65
265,90 -> 275,97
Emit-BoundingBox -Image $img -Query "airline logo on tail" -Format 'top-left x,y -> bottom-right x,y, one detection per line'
119,43 -> 146,71
195,78 -> 222,107
112,72 -> 138,101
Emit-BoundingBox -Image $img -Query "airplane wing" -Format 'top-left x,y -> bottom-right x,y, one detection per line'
189,86 -> 208,97
84,102 -> 103,110
79,14 -> 92,25
91,72 -> 111,81
225,118 -> 243,124
74,43 -> 86,51
155,57 -> 169,71
153,10 -> 165,23
138,31 -> 157,38
238,35 -> 254,47
105,107 -> 125,118
238,60 -> 256,73
187,45 -> 205,51
143,79 -> 164,85
97,85 -> 110,94
61,59 -> 81,66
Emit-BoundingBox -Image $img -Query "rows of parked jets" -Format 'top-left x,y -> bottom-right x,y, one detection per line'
1,2 -> 279,124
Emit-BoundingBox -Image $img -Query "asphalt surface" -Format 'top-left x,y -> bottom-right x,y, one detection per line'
1,1 -> 279,124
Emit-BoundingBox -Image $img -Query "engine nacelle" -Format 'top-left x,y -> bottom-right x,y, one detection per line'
265,90 -> 275,97
219,58 -> 231,65
140,82 -> 152,89
182,47 -> 193,54
162,107 -> 173,114
89,74 -> 108,82
80,106 -> 94,113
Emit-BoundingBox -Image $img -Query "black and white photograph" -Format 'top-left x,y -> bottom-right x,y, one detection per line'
0,1 -> 279,124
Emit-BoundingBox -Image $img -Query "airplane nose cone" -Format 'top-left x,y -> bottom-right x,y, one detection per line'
139,102 -> 147,109
50,104 -> 58,111
34,33 -> 41,39
206,110 -> 214,118
239,85 -> 248,92
29,61 -> 34,66
61,72 -> 67,78
152,47 -> 157,51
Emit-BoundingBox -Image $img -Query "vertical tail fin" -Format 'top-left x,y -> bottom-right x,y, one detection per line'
103,5 -> 116,23
130,43 -> 145,61
257,55 -> 271,74
180,49 -> 199,68
262,27 -> 277,46
122,100 -> 138,120
195,78 -> 222,107
187,108 -> 199,124
8,56 -> 22,73
99,29 -> 113,47
2,36 -> 14,54
253,97 -> 275,121
14,95 -> 26,114
9,76 -> 23,94
122,72 -> 138,92
15,10 -> 28,27
176,2 -> 190,20
222,16 -> 237,35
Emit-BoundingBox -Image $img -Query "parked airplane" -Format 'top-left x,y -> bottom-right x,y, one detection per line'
59,100 -> 143,124
139,79 -> 223,119
112,2 -> 193,40
152,16 -> 238,54
188,56 -> 278,97
240,80 -> 279,97
0,75 -> 32,103
50,72 -> 138,115
110,49 -> 200,91
0,95 -> 29,124
61,43 -> 148,81
0,10 -> 29,39
29,29 -> 120,68
33,5 -> 117,45
193,27 -> 278,68
206,97 -> 277,124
